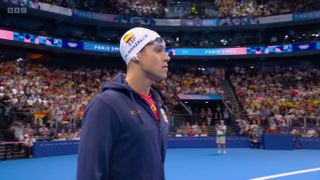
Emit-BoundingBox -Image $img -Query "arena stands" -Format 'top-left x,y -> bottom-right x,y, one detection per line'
230,66 -> 320,138
3,59 -> 319,140
1,0 -> 319,48
38,0 -> 167,18
0,60 -> 225,141
37,0 -> 319,19
215,0 -> 316,18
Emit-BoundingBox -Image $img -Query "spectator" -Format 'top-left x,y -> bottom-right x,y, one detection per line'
10,121 -> 24,141
249,132 -> 260,149
200,124 -> 208,137
73,129 -> 81,140
267,119 -> 278,134
206,108 -> 213,126
57,129 -> 67,140
216,120 -> 227,154
22,133 -> 36,158
198,107 -> 206,125
66,129 -> 74,140
192,122 -> 202,136
49,127 -> 58,140
39,125 -> 49,138
175,128 -> 183,137
306,128 -> 319,138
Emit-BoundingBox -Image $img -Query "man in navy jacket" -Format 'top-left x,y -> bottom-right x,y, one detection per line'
77,27 -> 171,180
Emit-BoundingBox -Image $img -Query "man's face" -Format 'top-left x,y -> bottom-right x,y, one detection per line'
138,38 -> 170,82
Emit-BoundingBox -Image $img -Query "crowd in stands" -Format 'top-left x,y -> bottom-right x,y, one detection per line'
8,121 -> 80,142
162,28 -> 320,48
268,29 -> 320,45
197,106 -> 230,126
4,120 -> 80,158
0,60 -> 223,142
0,61 -> 115,128
3,0 -> 320,49
174,121 -> 209,137
214,0 -> 316,18
2,59 -> 320,144
173,105 -> 231,137
115,0 -> 167,18
38,0 -> 167,18
77,27 -> 319,48
155,68 -> 224,109
230,66 -> 320,138
37,0 -> 319,19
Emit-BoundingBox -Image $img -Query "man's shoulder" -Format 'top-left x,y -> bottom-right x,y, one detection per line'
92,89 -> 128,107
100,89 -> 127,99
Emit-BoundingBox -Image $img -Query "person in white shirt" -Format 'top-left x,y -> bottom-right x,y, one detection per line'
192,122 -> 201,136
23,134 -> 36,158
306,128 -> 318,138
216,120 -> 227,154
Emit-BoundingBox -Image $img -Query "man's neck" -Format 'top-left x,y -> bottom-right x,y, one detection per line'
125,74 -> 152,96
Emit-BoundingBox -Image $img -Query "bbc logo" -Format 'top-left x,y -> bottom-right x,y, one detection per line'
7,7 -> 27,14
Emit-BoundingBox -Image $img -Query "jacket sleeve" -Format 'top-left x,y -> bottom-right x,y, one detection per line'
77,96 -> 120,180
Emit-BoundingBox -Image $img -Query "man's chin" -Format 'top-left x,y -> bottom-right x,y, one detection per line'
159,74 -> 168,80
154,75 -> 167,82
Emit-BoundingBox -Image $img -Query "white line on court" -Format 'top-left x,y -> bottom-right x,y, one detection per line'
249,167 -> 320,180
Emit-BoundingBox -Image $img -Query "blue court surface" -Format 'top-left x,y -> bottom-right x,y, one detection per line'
0,148 -> 319,180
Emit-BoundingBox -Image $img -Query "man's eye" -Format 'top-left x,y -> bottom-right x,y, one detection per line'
155,47 -> 165,52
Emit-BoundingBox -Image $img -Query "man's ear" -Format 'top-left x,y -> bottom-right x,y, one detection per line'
132,55 -> 140,63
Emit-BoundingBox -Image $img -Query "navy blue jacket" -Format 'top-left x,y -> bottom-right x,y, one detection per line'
77,73 -> 169,180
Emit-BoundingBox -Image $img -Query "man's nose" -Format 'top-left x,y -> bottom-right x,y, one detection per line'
163,53 -> 171,62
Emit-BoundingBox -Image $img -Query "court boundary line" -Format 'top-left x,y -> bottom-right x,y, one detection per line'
249,167 -> 320,180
